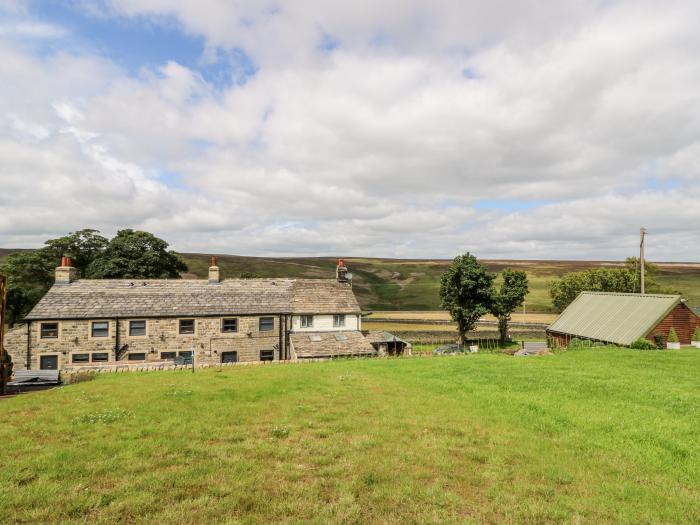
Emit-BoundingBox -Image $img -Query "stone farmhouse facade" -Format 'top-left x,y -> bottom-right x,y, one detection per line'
5,258 -> 375,371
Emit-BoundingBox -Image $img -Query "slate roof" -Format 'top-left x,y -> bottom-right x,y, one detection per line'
364,331 -> 408,345
24,278 -> 361,320
290,331 -> 376,359
547,292 -> 684,346
291,279 -> 361,314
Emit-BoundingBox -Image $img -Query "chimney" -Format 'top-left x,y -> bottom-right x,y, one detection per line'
208,256 -> 220,284
336,259 -> 349,283
55,256 -> 77,285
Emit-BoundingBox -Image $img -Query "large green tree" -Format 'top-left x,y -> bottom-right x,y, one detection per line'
0,229 -> 186,324
87,229 -> 187,279
439,253 -> 495,343
549,258 -> 664,313
490,269 -> 529,345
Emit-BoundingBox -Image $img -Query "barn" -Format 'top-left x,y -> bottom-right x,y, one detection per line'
546,292 -> 700,347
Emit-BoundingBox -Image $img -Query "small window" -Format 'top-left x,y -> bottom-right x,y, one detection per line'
40,322 -> 59,339
129,320 -> 146,336
333,314 -> 345,327
309,334 -> 322,342
259,317 -> 274,332
161,351 -> 176,360
334,334 -> 348,341
128,353 -> 146,361
91,321 -> 109,337
92,353 -> 108,362
178,351 -> 192,357
300,315 -> 314,328
179,319 -> 195,335
71,353 -> 89,363
221,318 -> 238,333
260,349 -> 274,361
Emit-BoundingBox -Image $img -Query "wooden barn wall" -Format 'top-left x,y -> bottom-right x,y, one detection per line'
646,303 -> 700,344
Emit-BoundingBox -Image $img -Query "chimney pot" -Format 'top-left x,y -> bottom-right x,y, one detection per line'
211,256 -> 218,267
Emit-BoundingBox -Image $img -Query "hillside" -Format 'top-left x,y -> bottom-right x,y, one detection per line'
180,254 -> 700,312
2,249 -> 698,312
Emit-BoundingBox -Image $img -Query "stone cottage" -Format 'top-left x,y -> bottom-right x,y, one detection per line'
5,258 -> 376,371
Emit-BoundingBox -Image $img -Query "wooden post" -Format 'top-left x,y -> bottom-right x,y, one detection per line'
640,227 -> 646,295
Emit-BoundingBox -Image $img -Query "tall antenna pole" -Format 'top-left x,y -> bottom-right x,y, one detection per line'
640,227 -> 646,295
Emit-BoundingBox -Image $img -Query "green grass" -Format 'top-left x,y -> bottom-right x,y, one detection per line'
3,349 -> 700,524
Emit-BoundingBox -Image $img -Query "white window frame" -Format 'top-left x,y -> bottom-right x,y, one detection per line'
300,315 -> 314,328
333,314 -> 345,327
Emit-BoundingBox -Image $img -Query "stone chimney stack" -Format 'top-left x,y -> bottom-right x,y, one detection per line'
336,259 -> 349,283
55,256 -> 77,285
208,256 -> 220,284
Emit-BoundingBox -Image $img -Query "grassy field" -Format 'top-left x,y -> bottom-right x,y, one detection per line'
3,349 -> 700,524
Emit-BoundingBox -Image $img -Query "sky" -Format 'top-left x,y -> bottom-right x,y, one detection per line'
0,0 -> 699,261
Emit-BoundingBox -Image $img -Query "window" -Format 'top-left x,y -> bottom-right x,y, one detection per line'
334,334 -> 348,341
40,322 -> 59,339
92,353 -> 108,362
333,314 -> 345,327
91,321 -> 109,337
260,349 -> 274,361
128,353 -> 146,361
40,355 -> 58,370
161,351 -> 176,360
71,353 -> 89,363
129,320 -> 146,336
178,351 -> 192,357
309,335 -> 322,342
179,319 -> 195,334
259,317 -> 274,332
300,315 -> 314,328
221,318 -> 238,333
221,351 -> 238,363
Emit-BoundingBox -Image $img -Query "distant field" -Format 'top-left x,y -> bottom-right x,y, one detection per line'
1,248 -> 698,312
3,350 -> 700,523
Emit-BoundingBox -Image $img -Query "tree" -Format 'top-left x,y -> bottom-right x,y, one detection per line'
43,229 -> 108,278
548,259 -> 669,312
87,229 -> 187,279
0,249 -> 58,325
490,269 -> 529,345
439,253 -> 495,343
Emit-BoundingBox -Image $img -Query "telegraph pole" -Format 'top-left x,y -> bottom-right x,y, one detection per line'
640,227 -> 646,295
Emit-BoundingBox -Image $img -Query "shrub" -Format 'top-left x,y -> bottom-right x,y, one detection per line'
693,327 -> 700,341
653,333 -> 664,349
668,328 -> 679,343
630,338 -> 656,350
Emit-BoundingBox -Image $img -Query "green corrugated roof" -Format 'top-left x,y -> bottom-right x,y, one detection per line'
547,292 -> 682,346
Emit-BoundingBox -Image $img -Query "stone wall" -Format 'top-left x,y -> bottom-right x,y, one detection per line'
9,315 -> 286,370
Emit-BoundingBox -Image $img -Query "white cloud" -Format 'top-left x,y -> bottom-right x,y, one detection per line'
0,1 -> 699,261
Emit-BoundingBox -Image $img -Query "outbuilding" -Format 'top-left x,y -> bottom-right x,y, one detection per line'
546,292 -> 700,347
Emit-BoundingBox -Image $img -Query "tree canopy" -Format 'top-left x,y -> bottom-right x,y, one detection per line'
439,253 -> 495,343
0,229 -> 187,324
490,269 -> 529,344
549,259 -> 664,313
87,229 -> 187,279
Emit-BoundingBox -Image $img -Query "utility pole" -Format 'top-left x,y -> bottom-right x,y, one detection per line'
640,227 -> 646,295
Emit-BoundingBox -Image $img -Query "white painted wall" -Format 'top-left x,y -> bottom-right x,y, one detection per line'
291,314 -> 359,332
